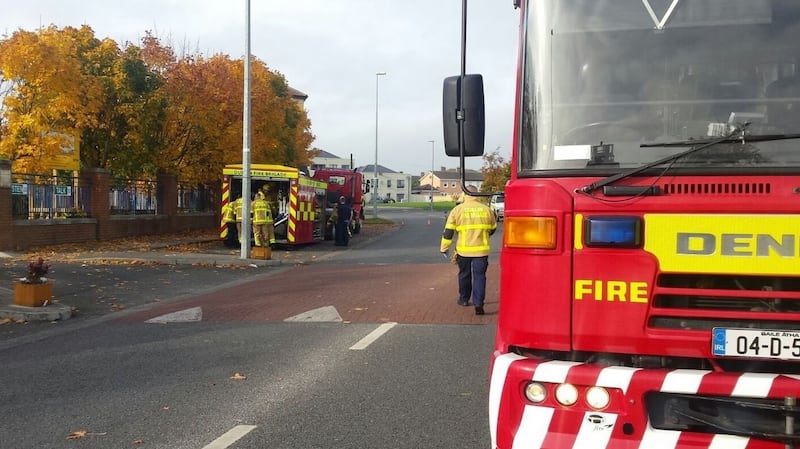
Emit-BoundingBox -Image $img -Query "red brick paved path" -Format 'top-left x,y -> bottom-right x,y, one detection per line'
120,263 -> 499,324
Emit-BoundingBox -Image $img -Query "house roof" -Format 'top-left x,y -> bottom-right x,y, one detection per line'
357,164 -> 398,174
413,184 -> 438,193
288,86 -> 308,101
433,169 -> 483,181
314,150 -> 343,159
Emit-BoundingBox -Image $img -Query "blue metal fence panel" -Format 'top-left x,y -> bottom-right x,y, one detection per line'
11,173 -> 91,219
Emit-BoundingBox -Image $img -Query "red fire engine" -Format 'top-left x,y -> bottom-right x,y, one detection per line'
311,167 -> 366,235
443,1 -> 800,448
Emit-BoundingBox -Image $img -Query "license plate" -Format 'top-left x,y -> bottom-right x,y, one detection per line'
712,328 -> 800,360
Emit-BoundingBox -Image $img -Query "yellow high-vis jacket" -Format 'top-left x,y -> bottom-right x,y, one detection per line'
233,198 -> 244,223
222,202 -> 235,223
252,198 -> 273,224
440,195 -> 497,257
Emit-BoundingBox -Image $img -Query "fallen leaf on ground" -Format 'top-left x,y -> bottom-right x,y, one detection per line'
230,372 -> 247,380
66,430 -> 88,439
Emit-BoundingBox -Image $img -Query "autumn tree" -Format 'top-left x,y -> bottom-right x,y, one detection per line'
481,150 -> 511,192
248,60 -> 314,167
156,51 -> 315,183
0,25 -> 103,173
78,40 -> 167,179
1,27 -> 315,183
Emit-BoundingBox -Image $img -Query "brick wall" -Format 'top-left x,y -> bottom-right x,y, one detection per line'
2,161 -> 218,251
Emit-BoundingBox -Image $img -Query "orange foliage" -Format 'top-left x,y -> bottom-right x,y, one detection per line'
1,27 -> 315,182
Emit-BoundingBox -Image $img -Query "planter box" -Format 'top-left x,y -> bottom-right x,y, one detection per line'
251,246 -> 271,260
13,281 -> 53,307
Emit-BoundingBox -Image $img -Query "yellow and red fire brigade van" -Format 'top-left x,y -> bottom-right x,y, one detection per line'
220,164 -> 328,245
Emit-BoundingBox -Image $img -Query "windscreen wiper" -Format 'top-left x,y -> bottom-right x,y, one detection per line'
639,132 -> 800,148
579,124 -> 800,194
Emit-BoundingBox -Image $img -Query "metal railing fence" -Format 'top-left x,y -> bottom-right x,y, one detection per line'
109,178 -> 157,215
11,174 -> 217,219
11,173 -> 91,219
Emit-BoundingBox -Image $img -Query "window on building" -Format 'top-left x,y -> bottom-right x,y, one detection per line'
397,179 -> 405,188
387,179 -> 392,188
443,182 -> 448,188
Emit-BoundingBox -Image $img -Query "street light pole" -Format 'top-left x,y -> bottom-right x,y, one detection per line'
373,71 -> 386,218
240,0 -> 252,260
428,139 -> 434,211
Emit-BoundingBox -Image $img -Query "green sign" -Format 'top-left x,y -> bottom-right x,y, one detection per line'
54,185 -> 71,196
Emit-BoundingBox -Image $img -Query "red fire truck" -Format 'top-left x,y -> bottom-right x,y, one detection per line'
443,1 -> 800,448
312,168 -> 365,235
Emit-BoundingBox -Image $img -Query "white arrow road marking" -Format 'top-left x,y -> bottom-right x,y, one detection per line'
350,322 -> 397,350
202,425 -> 257,449
145,307 -> 203,324
284,305 -> 342,322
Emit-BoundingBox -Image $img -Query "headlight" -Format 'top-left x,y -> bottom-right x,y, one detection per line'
524,382 -> 547,403
585,386 -> 611,410
554,383 -> 579,406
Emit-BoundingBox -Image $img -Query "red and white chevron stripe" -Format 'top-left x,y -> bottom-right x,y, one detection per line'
490,352 -> 799,449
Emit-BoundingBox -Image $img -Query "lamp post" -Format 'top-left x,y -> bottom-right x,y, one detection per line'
240,0 -> 252,259
428,139 -> 434,211
373,71 -> 387,218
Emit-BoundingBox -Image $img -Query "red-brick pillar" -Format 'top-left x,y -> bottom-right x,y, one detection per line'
0,160 -> 13,250
157,172 -> 177,231
81,168 -> 111,241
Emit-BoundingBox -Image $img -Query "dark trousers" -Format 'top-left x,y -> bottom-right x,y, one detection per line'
457,255 -> 489,306
224,222 -> 238,248
335,221 -> 349,246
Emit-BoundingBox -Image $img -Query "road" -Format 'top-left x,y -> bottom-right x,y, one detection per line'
0,208 -> 503,449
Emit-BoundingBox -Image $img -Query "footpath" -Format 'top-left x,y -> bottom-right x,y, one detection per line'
0,225 -> 390,338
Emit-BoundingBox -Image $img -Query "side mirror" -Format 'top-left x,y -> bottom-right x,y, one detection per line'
442,74 -> 485,157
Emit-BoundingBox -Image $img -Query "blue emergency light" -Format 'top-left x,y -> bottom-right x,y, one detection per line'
583,216 -> 642,248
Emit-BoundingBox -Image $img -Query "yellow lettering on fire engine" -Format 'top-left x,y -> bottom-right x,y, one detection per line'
574,280 -> 649,303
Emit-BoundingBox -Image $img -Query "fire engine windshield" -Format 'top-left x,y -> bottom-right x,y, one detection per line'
520,0 -> 800,172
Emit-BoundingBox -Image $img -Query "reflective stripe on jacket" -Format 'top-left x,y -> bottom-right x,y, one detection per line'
440,195 -> 497,257
234,198 -> 244,223
252,198 -> 273,224
222,202 -> 235,223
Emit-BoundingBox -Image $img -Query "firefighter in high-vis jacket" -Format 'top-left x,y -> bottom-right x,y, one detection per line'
221,195 -> 237,247
440,186 -> 497,315
252,190 -> 275,247
233,193 -> 245,244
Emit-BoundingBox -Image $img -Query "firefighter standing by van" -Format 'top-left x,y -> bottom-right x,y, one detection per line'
221,195 -> 237,247
233,193 -> 245,244
440,186 -> 497,315
252,189 -> 275,247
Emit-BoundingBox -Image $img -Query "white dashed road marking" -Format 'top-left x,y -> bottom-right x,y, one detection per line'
349,322 -> 397,350
145,307 -> 203,323
284,305 -> 343,322
202,425 -> 257,449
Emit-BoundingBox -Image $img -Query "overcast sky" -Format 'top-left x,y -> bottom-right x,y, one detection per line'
3,0 -> 521,176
